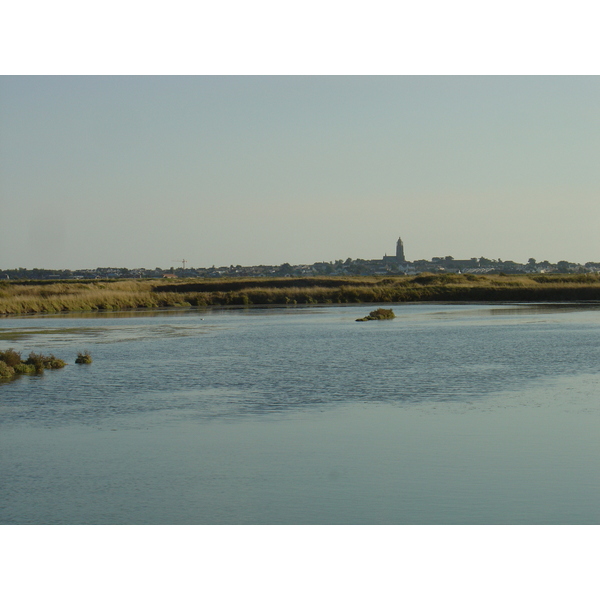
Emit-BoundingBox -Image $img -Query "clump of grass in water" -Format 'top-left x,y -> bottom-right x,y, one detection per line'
0,348 -> 22,368
14,362 -> 37,374
25,351 -> 67,372
356,308 -> 396,321
0,360 -> 15,378
0,348 -> 66,378
75,351 -> 92,364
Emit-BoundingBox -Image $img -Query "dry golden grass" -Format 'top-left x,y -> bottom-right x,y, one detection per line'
1,274 -> 600,315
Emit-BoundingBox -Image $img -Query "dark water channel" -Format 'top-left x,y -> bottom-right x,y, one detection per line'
1,303 -> 599,524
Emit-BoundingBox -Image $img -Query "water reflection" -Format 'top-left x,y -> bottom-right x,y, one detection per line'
487,303 -> 600,315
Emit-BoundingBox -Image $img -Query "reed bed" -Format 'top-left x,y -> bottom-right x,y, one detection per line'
2,274 -> 600,315
0,285 -> 191,314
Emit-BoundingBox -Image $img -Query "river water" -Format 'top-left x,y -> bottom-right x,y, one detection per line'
1,303 -> 599,524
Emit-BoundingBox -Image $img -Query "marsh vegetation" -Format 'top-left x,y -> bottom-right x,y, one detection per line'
356,308 -> 396,321
75,351 -> 93,364
2,273 -> 600,315
0,348 -> 66,378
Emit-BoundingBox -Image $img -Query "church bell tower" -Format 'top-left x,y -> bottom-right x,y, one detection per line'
396,237 -> 405,263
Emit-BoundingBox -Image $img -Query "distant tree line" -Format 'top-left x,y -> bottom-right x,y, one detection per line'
2,257 -> 599,281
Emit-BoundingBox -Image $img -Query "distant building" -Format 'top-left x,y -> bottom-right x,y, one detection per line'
382,236 -> 406,265
396,237 -> 405,262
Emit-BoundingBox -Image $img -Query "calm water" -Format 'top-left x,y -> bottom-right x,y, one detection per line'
1,303 -> 599,524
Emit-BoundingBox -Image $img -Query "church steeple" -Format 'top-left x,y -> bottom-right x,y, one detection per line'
396,237 -> 405,262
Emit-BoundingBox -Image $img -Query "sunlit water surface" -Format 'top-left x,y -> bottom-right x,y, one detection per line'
1,304 -> 599,524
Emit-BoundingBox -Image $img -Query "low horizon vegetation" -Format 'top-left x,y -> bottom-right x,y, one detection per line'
2,273 -> 600,315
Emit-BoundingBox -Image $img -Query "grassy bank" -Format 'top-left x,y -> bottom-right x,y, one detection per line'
2,273 -> 600,315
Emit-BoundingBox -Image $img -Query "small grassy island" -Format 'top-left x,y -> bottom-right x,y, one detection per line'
356,308 -> 396,321
75,351 -> 93,364
0,348 -> 66,379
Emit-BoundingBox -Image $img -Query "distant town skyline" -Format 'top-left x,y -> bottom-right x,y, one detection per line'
2,76 -> 599,270
3,232 -> 599,281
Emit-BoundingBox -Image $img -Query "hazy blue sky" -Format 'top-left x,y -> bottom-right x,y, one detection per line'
1,76 -> 599,269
